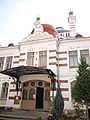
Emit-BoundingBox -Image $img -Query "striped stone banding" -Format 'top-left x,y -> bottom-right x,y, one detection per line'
49,56 -> 56,59
49,50 -> 56,52
56,51 -> 67,54
13,61 -> 19,64
9,96 -> 21,100
56,63 -> 67,66
49,56 -> 67,61
59,80 -> 68,83
51,88 -> 68,91
69,65 -> 78,68
14,56 -> 19,58
49,62 -> 67,66
20,53 -> 25,55
56,57 -> 67,60
64,97 -> 69,101
49,62 -> 56,65
19,59 -> 25,61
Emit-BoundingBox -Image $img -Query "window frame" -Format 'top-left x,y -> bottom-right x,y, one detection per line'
27,52 -> 34,66
39,50 -> 47,68
69,50 -> 78,68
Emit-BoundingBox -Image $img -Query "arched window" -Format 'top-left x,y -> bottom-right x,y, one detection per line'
29,88 -> 35,100
22,89 -> 28,100
1,82 -> 9,98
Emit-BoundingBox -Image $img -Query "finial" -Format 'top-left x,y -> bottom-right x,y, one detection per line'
36,17 -> 40,21
69,10 -> 73,15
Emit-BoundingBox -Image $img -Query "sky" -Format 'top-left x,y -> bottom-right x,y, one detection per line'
0,0 -> 90,46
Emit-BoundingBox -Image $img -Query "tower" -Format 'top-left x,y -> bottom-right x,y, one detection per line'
68,11 -> 76,37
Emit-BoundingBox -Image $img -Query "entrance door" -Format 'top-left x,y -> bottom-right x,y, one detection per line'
36,87 -> 44,109
88,109 -> 90,120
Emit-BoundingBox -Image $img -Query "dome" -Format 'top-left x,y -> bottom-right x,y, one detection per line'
31,24 -> 59,37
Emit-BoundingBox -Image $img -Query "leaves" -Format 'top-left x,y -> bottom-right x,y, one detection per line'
72,57 -> 90,104
52,81 -> 64,120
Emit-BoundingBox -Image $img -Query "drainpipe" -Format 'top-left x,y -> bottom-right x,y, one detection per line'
56,37 -> 61,90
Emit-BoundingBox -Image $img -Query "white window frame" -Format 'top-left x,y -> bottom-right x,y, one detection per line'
27,52 -> 34,66
69,50 -> 78,68
39,51 -> 47,68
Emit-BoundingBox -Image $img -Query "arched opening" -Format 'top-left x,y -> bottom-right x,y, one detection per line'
21,80 -> 50,111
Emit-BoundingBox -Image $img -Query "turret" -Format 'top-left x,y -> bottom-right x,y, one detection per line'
68,11 -> 76,37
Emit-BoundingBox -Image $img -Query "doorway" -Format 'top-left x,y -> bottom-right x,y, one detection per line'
88,109 -> 90,120
36,87 -> 44,109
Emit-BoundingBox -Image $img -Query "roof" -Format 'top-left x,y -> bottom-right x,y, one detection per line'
56,27 -> 70,33
0,66 -> 56,79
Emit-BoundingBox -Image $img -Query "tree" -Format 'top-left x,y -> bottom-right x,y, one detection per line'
72,57 -> 90,120
52,81 -> 64,120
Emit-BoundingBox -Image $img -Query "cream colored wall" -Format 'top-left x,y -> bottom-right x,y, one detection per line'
20,74 -> 51,83
0,31 -> 90,111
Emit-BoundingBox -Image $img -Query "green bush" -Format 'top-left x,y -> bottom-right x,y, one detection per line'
37,116 -> 42,120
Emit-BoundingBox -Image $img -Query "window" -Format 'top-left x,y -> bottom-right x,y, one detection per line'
5,56 -> 12,69
80,49 -> 89,64
22,89 -> 28,100
0,57 -> 4,71
69,51 -> 78,67
68,33 -> 70,37
39,51 -> 47,68
29,88 -> 35,100
45,89 -> 50,101
27,52 -> 34,66
1,82 -> 9,98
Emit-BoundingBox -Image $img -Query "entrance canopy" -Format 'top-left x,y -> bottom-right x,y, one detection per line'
0,66 -> 56,79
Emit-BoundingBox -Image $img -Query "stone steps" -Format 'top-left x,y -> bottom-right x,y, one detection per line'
0,114 -> 35,120
0,109 -> 48,120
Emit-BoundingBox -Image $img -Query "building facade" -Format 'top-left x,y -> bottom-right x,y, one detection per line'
0,13 -> 90,111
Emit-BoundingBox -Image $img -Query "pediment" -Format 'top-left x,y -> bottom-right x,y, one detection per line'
23,31 -> 54,42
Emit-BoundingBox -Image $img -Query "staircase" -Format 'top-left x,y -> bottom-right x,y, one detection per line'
0,109 -> 48,120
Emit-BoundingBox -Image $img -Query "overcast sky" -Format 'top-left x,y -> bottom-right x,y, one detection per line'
0,0 -> 90,46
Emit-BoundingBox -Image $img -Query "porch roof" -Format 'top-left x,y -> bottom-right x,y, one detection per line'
0,66 -> 56,79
